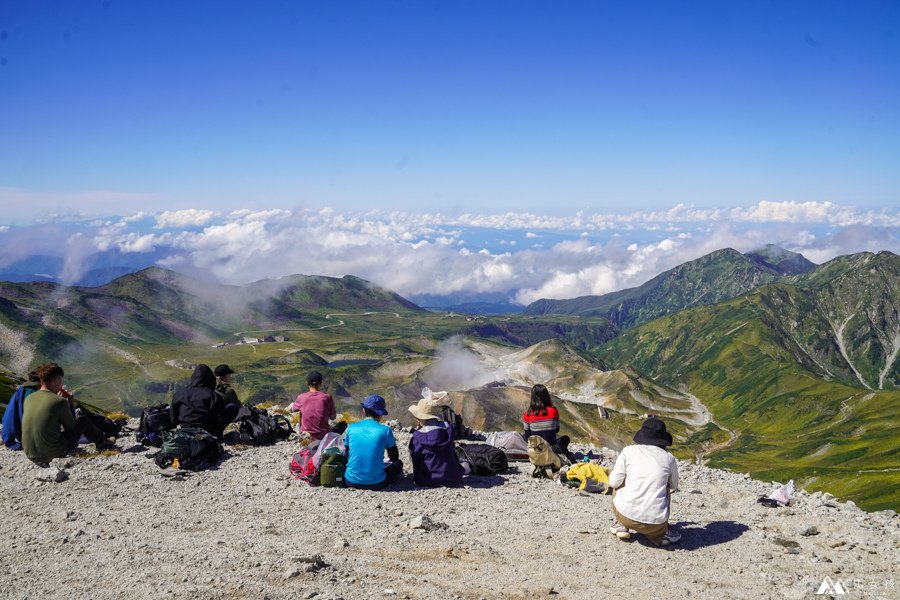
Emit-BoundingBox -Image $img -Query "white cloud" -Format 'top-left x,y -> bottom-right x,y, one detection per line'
119,233 -> 159,253
155,209 -> 216,229
14,204 -> 896,308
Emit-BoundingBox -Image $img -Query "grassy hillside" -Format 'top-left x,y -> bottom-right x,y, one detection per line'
599,266 -> 900,511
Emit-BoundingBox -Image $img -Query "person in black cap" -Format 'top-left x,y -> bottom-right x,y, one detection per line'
289,371 -> 339,441
214,364 -> 241,423
608,417 -> 681,546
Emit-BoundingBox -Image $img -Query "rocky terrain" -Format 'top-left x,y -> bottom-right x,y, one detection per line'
1,424 -> 897,600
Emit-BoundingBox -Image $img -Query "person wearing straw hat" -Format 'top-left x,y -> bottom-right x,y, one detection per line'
408,391 -> 465,487
608,417 -> 681,547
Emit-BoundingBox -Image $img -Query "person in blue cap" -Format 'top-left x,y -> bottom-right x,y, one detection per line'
344,395 -> 403,490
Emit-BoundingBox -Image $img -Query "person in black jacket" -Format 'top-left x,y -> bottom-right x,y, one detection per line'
170,364 -> 227,439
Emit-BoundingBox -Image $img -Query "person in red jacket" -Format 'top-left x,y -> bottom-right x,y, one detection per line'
290,371 -> 343,442
523,384 -> 573,461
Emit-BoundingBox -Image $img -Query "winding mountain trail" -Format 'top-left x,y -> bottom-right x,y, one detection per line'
682,388 -> 738,464
695,420 -> 738,464
324,311 -> 403,319
232,321 -> 346,337
807,393 -> 874,436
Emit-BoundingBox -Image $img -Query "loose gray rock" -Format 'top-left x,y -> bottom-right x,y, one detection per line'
0,422 -> 894,600
408,515 -> 448,531
799,525 -> 819,536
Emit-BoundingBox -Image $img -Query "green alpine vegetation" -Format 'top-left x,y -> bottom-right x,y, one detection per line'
599,251 -> 900,511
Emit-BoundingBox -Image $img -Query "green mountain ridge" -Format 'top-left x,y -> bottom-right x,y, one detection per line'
524,246 -> 815,328
598,250 -> 900,510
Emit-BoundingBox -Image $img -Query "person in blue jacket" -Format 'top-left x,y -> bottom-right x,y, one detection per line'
2,370 -> 40,450
344,395 -> 403,490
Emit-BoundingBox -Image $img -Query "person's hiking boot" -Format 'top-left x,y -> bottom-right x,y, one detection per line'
95,436 -> 117,450
609,521 -> 631,540
661,528 -> 682,547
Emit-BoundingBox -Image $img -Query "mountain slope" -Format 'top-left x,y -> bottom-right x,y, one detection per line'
745,244 -> 816,275
598,251 -> 900,510
524,248 -> 789,328
0,268 -> 425,396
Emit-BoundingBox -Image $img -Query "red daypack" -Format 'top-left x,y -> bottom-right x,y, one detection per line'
290,448 -> 318,484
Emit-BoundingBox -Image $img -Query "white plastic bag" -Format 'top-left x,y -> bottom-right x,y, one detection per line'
767,479 -> 794,505
312,432 -> 345,468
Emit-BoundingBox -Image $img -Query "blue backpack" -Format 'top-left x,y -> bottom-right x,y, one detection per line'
2,385 -> 38,451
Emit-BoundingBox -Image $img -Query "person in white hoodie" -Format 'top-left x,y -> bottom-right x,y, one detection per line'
608,417 -> 681,546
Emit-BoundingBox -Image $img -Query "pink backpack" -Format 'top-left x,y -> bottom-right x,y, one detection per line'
290,448 -> 318,483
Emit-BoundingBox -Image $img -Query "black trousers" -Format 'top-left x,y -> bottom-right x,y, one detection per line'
61,416 -> 107,454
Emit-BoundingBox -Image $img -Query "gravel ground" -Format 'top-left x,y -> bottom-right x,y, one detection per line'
0,423 -> 897,600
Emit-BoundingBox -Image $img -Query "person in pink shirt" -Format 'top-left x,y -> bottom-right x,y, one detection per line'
290,371 -> 340,441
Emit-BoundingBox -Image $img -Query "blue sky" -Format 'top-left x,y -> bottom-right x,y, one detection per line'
0,2 -> 898,303
1,1 -> 898,221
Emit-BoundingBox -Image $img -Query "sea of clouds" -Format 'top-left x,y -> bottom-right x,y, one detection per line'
0,201 -> 897,306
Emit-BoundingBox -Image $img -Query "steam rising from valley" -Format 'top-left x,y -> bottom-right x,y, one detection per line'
422,336 -> 495,391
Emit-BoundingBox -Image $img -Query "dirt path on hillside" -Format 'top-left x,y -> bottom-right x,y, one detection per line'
695,420 -> 738,464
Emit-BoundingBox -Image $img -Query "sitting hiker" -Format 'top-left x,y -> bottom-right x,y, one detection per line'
2,370 -> 40,450
21,363 -> 114,464
344,395 -> 403,490
290,371 -> 345,441
214,364 -> 242,423
523,384 -> 573,462
170,364 -> 227,439
408,394 -> 465,487
608,417 -> 681,546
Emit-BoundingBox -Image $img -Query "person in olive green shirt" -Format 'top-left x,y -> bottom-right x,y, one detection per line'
21,362 -> 112,464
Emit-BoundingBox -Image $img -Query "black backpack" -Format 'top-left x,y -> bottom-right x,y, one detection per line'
155,427 -> 222,471
440,405 -> 468,440
235,405 -> 292,445
137,404 -> 174,447
455,443 -> 509,475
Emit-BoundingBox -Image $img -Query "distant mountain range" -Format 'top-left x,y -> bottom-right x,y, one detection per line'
525,245 -> 818,328
0,268 -> 423,374
0,249 -> 174,287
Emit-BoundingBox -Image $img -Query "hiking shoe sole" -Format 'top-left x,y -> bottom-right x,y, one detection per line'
609,524 -> 631,540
